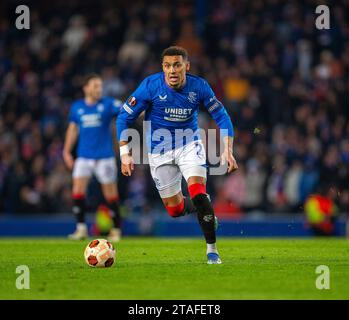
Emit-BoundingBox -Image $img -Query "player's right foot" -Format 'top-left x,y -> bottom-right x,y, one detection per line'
68,225 -> 88,240
207,252 -> 222,264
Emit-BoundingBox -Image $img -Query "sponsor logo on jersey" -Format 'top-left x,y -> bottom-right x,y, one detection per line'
164,108 -> 193,122
81,113 -> 102,128
164,117 -> 188,122
127,96 -> 137,107
188,92 -> 197,103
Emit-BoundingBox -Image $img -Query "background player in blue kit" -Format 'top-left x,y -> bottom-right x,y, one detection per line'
117,46 -> 238,264
63,74 -> 122,242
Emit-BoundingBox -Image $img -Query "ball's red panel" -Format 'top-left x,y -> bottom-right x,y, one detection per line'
89,239 -> 100,248
106,241 -> 113,250
87,255 -> 98,266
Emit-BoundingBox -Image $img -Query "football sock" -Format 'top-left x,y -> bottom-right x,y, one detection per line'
206,242 -> 218,254
106,196 -> 122,229
72,194 -> 86,224
183,196 -> 197,215
192,193 -> 217,244
165,197 -> 197,218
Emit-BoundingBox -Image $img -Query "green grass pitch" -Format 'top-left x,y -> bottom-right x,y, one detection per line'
0,237 -> 348,300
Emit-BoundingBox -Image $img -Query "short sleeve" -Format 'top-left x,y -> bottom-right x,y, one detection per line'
68,103 -> 79,124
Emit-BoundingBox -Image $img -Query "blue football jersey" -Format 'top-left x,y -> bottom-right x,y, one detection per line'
68,97 -> 122,159
117,72 -> 234,153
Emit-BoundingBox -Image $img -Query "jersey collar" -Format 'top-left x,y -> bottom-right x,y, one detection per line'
84,98 -> 101,107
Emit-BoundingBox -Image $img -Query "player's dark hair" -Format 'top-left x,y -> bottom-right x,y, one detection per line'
82,73 -> 101,87
161,46 -> 188,62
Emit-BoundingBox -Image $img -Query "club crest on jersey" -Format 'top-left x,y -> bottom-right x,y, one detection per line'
159,94 -> 167,101
188,92 -> 197,103
97,103 -> 104,112
127,96 -> 137,107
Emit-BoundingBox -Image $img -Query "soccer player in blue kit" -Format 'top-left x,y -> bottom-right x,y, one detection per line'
117,47 -> 238,264
63,74 -> 122,242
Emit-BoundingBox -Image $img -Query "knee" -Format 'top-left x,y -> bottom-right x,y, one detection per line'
165,200 -> 185,218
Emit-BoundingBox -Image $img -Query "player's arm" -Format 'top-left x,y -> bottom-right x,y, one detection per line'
221,135 -> 238,173
116,79 -> 151,176
63,122 -> 78,170
201,80 -> 238,173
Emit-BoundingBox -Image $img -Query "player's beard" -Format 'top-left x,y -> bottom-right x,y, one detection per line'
167,74 -> 185,89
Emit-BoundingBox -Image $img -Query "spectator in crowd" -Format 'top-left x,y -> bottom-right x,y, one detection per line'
243,158 -> 267,212
304,185 -> 338,236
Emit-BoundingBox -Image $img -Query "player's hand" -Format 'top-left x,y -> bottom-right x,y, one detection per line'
63,151 -> 74,170
221,151 -> 238,173
121,154 -> 135,176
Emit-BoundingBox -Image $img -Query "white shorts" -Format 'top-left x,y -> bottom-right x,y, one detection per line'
148,140 -> 207,198
72,157 -> 117,184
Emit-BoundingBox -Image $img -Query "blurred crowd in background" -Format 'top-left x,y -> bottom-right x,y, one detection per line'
0,0 -> 348,216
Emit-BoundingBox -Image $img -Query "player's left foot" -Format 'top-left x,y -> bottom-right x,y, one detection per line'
108,228 -> 121,242
207,252 -> 222,264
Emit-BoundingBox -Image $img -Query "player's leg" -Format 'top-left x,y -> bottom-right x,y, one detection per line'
180,141 -> 221,264
186,176 -> 221,263
69,159 -> 92,239
149,161 -> 196,218
100,183 -> 122,242
96,158 -> 122,242
187,176 -> 218,254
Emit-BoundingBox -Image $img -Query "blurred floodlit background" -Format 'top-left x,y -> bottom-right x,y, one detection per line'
0,0 -> 348,237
